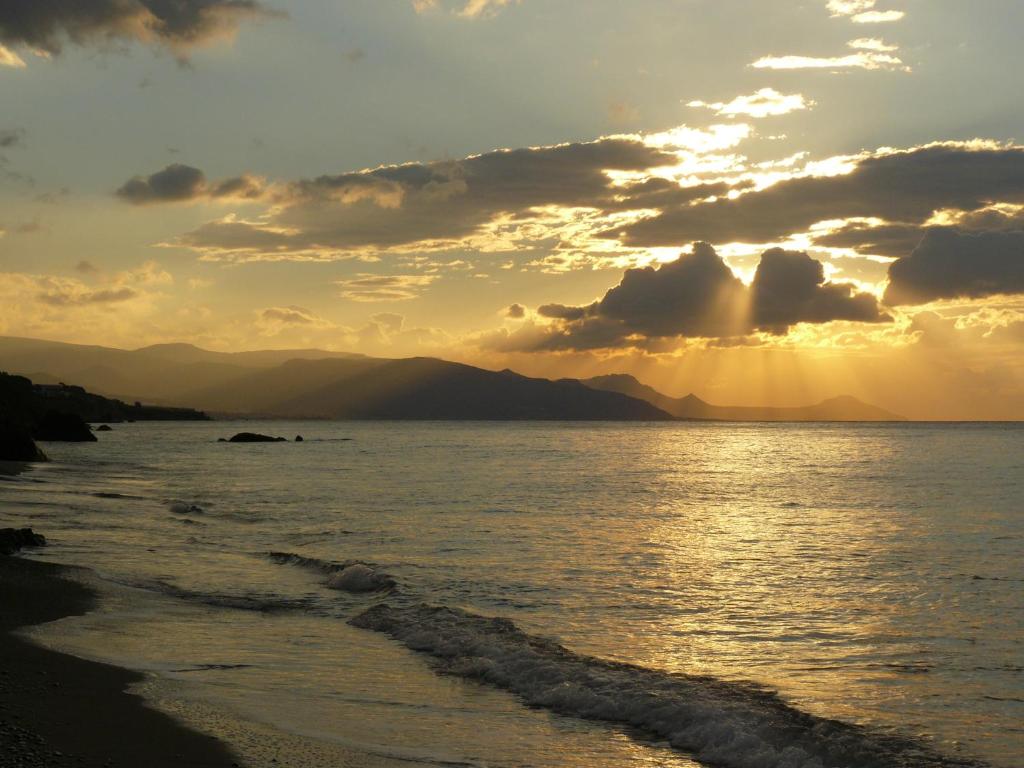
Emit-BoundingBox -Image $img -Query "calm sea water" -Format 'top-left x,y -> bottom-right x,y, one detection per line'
2,421 -> 1021,767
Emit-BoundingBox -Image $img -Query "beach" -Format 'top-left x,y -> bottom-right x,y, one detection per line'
0,555 -> 238,768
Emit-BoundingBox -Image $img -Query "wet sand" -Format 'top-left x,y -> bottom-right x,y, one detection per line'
0,555 -> 240,768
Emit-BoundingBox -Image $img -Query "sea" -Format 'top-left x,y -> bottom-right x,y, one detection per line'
1,420 -> 1021,768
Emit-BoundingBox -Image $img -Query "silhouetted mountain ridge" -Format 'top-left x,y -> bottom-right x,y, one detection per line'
582,374 -> 906,421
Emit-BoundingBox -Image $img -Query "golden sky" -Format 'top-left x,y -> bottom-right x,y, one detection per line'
1,0 -> 1023,418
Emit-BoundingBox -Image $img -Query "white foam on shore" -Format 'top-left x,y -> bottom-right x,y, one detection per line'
351,604 -> 985,768
267,551 -> 396,592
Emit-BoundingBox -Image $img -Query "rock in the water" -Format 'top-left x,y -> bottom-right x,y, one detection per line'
34,410 -> 97,442
96,424 -> 113,431
0,421 -> 48,462
169,501 -> 203,514
326,563 -> 395,592
227,432 -> 287,443
295,435 -> 303,442
0,527 -> 47,555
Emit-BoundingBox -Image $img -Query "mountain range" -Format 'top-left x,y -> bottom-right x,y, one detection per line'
0,336 -> 905,421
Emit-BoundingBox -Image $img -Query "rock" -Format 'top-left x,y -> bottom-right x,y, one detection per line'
217,438 -> 227,442
326,563 -> 395,592
226,432 -> 287,443
0,528 -> 47,556
33,410 -> 97,442
0,421 -> 48,462
95,424 -> 113,431
295,435 -> 303,442
169,502 -> 203,515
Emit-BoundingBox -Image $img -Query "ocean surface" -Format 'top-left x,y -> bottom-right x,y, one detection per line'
2,421 -> 1021,768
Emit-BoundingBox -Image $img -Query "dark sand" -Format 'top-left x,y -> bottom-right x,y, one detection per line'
0,556 -> 241,768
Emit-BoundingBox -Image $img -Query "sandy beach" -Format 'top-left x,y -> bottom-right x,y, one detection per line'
0,555 -> 239,768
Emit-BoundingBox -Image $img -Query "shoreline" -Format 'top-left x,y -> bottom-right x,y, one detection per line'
0,555 -> 240,768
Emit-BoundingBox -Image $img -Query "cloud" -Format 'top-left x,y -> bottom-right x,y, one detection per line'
414,0 -> 517,18
884,229 -> 1024,305
0,128 -> 25,148
117,163 -> 266,204
752,50 -> 905,71
751,248 -> 890,332
335,274 -> 436,302
848,37 -> 898,52
0,44 -> 25,67
37,286 -> 139,307
75,260 -> 100,274
0,1 -> 279,61
172,134 -> 681,260
371,312 -> 404,333
615,143 -> 1024,248
505,303 -> 526,319
827,1 -> 905,23
494,243 -> 886,351
851,10 -> 905,23
260,305 -> 325,325
687,89 -> 812,119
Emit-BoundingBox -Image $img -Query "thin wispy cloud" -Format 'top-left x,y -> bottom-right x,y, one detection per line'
687,89 -> 813,119
335,274 -> 437,302
752,50 -> 906,72
413,0 -> 517,19
827,1 -> 905,23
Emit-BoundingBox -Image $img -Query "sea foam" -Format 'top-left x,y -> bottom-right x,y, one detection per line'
267,551 -> 395,592
351,603 -> 984,768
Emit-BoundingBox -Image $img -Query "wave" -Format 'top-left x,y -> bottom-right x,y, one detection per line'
121,577 -> 318,614
267,551 -> 396,592
351,603 -> 985,768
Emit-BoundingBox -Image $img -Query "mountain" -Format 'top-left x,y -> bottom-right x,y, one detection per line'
0,336 -> 362,405
583,374 -> 906,422
193,357 -> 673,420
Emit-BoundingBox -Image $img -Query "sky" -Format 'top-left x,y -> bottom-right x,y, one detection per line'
1,0 -> 1023,418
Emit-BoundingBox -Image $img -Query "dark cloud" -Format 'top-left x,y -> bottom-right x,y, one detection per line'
260,306 -> 320,325
812,222 -> 926,258
505,303 -> 526,319
884,229 -> 1024,305
75,260 -> 100,274
117,164 -> 265,204
0,128 -> 25,148
614,144 -> 1024,247
537,303 -> 588,320
597,242 -> 747,338
175,137 -> 679,259
37,286 -> 138,307
117,163 -> 206,204
750,248 -> 889,333
209,174 -> 265,199
498,243 -> 887,351
0,1 -> 279,56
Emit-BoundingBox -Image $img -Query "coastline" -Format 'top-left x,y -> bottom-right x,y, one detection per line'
0,555 -> 240,768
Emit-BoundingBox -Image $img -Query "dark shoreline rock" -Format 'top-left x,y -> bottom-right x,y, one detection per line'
0,422 -> 48,462
95,424 -> 113,432
33,410 -> 96,442
0,528 -> 47,556
226,432 -> 287,443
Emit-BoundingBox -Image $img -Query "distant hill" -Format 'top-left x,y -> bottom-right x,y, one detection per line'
193,357 -> 673,420
0,336 -> 362,404
583,374 -> 906,422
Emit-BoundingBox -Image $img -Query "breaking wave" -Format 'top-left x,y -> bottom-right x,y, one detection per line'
267,551 -> 396,592
351,603 -> 985,768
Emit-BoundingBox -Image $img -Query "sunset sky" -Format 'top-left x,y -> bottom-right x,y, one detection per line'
2,0 -> 1023,418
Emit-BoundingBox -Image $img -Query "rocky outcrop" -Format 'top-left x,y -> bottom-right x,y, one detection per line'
33,410 -> 97,442
0,528 -> 47,555
0,422 -> 48,462
226,432 -> 286,443
96,424 -> 113,431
